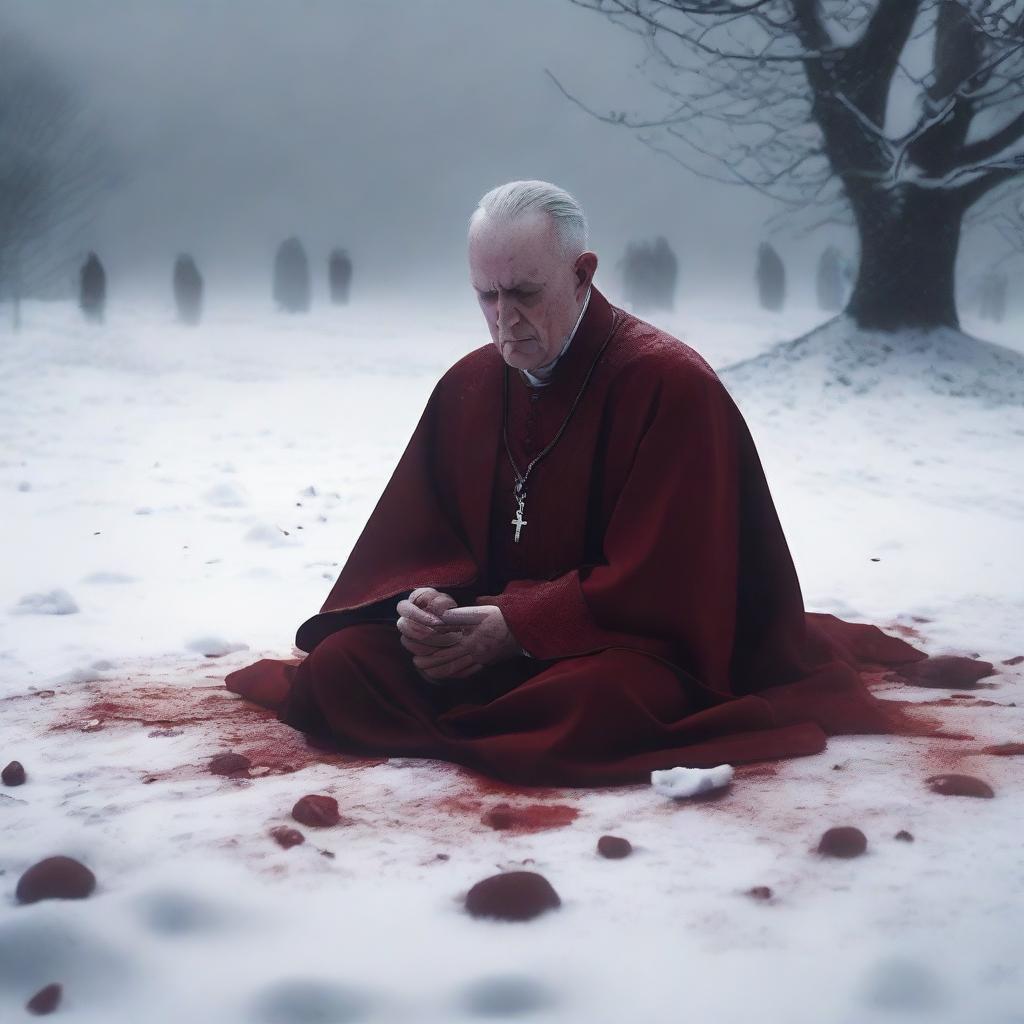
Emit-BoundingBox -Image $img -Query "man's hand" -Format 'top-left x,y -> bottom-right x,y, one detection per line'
396,588 -> 463,682
408,604 -> 521,681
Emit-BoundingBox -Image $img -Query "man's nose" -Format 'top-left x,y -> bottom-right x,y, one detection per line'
495,293 -> 521,331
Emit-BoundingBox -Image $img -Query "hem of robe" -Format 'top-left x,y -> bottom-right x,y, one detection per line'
224,611 -> 959,788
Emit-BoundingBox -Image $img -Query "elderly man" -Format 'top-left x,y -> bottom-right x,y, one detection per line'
226,180 -> 923,786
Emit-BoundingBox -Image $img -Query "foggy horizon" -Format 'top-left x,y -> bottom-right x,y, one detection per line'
3,0 -> 865,311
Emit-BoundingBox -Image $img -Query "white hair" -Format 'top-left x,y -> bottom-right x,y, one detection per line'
470,180 -> 589,258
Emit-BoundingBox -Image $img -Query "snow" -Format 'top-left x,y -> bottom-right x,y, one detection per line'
651,764 -> 735,798
1,295 -> 1023,1023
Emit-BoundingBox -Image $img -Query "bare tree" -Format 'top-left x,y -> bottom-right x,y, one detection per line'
553,1 -> 1024,332
0,29 -> 114,330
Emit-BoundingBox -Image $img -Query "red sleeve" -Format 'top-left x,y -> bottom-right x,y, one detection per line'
478,367 -> 744,681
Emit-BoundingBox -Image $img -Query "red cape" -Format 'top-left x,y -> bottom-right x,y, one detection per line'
276,286 -> 929,750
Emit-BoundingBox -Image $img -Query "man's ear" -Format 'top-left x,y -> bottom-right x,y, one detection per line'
575,251 -> 598,295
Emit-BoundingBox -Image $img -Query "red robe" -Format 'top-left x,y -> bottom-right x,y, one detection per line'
226,285 -> 929,785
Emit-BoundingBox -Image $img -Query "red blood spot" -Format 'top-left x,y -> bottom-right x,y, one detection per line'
46,682 -> 385,780
747,886 -> 773,901
982,742 -> 1024,756
292,794 -> 341,827
1001,655 -> 1024,666
480,803 -> 578,833
894,655 -> 995,689
817,826 -> 868,858
597,835 -> 632,859
16,857 -> 96,904
894,830 -> 914,842
926,774 -> 994,798
208,752 -> 251,777
26,983 -> 62,1015
465,871 -> 561,922
269,826 -> 305,849
2,760 -> 26,786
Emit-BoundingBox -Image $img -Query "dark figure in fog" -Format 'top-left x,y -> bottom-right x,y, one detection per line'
328,248 -> 353,305
79,251 -> 106,323
173,254 -> 204,325
273,237 -> 311,313
978,271 -> 1007,322
816,246 -> 844,313
756,242 -> 785,312
620,236 -> 678,312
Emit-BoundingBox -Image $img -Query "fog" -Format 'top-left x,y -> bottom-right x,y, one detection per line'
3,0 -> 816,309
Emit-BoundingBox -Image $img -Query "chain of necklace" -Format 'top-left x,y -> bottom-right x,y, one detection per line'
502,310 -> 620,543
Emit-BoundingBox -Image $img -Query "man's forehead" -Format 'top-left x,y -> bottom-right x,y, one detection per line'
468,216 -> 559,289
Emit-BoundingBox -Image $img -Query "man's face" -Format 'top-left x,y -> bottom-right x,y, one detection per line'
468,212 -> 595,372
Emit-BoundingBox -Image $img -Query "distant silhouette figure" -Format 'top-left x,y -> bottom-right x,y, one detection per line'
619,236 -> 678,312
756,242 -> 785,312
328,248 -> 353,305
978,271 -> 1007,322
79,251 -> 106,323
816,245 -> 844,312
273,237 -> 311,313
173,254 -> 204,325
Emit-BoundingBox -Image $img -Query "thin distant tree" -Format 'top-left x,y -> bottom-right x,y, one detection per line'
553,1 -> 1024,333
0,29 -> 114,330
273,236 -> 311,313
756,242 -> 786,311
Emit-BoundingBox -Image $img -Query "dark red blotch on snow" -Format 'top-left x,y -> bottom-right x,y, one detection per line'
26,983 -> 62,1015
926,774 -> 995,798
16,857 -> 96,904
291,794 -> 341,827
596,835 -> 632,859
817,827 -> 868,858
465,871 -> 561,922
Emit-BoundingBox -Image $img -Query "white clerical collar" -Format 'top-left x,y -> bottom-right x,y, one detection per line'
521,286 -> 592,387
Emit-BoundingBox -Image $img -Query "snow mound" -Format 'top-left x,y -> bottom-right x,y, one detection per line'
721,315 -> 1024,406
184,636 -> 250,658
9,588 -> 79,616
203,482 -> 249,507
651,764 -> 734,798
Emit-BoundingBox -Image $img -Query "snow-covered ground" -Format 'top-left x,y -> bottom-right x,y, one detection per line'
2,295 -> 1022,1023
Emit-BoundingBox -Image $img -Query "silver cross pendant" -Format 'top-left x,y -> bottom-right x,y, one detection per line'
511,481 -> 527,543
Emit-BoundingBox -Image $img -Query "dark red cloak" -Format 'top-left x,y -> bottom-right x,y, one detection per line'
227,285 -> 932,785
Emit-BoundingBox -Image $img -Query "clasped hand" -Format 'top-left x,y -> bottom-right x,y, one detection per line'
395,586 -> 521,681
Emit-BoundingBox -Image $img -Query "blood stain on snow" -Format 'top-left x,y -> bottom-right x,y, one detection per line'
480,802 -> 579,833
981,742 -> 1024,756
43,680 -> 386,780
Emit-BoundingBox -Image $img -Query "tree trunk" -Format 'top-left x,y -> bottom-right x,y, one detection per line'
844,182 -> 966,332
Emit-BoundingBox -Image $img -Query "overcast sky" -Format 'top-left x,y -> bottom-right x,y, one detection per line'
5,0 -> 860,308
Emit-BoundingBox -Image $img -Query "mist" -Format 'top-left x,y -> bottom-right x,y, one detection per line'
3,0 -> 807,310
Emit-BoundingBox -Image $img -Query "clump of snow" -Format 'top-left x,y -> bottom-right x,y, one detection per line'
722,314 -> 1024,406
651,764 -> 734,798
184,636 -> 249,658
203,482 -> 249,507
9,589 -> 79,616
